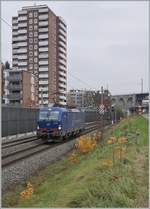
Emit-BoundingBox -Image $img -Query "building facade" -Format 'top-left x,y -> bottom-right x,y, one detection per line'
3,68 -> 37,107
67,89 -> 111,109
12,5 -> 67,106
67,89 -> 96,108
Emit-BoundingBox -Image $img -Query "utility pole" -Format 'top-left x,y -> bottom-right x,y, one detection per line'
101,86 -> 103,105
41,88 -> 43,106
141,78 -> 143,93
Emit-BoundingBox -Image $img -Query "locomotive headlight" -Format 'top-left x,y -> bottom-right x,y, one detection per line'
58,125 -> 62,130
37,126 -> 39,130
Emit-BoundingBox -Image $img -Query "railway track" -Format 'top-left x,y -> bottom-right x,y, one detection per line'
2,122 -> 102,167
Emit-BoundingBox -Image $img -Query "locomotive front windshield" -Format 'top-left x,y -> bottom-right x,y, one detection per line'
39,110 -> 60,120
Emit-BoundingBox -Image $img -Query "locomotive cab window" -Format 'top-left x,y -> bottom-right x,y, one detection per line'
48,111 -> 59,120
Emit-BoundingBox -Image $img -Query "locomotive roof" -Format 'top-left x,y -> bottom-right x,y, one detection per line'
39,106 -> 81,112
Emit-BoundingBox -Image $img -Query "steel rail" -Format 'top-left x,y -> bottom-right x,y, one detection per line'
2,123 -> 101,168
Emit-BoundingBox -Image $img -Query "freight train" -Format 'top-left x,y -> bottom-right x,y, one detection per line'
37,106 -> 99,142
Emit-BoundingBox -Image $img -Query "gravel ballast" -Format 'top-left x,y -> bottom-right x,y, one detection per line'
2,139 -> 75,192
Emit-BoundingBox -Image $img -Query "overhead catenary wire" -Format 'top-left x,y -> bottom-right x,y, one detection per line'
68,72 -> 97,90
0,17 -> 12,29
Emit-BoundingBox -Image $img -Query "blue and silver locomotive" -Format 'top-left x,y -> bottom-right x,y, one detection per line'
37,106 -> 85,141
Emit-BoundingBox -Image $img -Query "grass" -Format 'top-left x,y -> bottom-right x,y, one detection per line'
2,115 -> 148,208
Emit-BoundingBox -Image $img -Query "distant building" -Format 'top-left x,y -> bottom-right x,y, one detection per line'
67,89 -> 111,108
3,68 -> 37,107
12,4 -> 67,106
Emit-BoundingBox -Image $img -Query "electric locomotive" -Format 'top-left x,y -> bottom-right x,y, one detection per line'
37,106 -> 85,142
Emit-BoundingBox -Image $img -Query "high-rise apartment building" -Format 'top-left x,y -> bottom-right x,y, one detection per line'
12,5 -> 67,106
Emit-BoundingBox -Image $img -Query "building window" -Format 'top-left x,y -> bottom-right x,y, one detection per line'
34,12 -> 38,17
34,64 -> 38,69
34,51 -> 38,56
29,51 -> 33,56
34,57 -> 38,63
29,12 -> 33,18
34,19 -> 38,24
34,45 -> 38,50
34,25 -> 38,30
29,32 -> 33,37
29,19 -> 33,24
29,64 -> 33,69
29,25 -> 33,31
29,45 -> 33,50
34,38 -> 38,43
34,32 -> 38,37
29,58 -> 33,63
29,38 -> 33,43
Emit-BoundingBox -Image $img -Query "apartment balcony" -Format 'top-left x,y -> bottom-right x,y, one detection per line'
39,60 -> 48,65
39,40 -> 48,46
12,60 -> 18,65
59,100 -> 66,106
39,67 -> 48,72
59,95 -> 66,100
13,25 -> 18,30
13,49 -> 18,54
7,93 -> 21,100
12,19 -> 18,24
59,76 -> 66,83
58,28 -> 66,38
39,34 -> 48,39
39,47 -> 48,52
58,46 -> 66,54
39,21 -> 48,27
12,31 -> 18,36
7,75 -> 22,81
39,8 -> 49,13
7,84 -> 21,91
58,82 -> 66,89
39,93 -> 48,98
39,53 -> 48,59
59,41 -> 66,49
18,16 -> 27,21
18,61 -> 27,66
13,54 -> 18,59
17,42 -> 27,47
39,14 -> 48,20
58,34 -> 66,43
39,27 -> 48,33
59,70 -> 66,77
59,22 -> 66,32
18,35 -> 27,41
59,58 -> 66,66
39,80 -> 48,85
18,29 -> 27,34
18,10 -> 27,15
18,22 -> 27,28
59,64 -> 66,71
39,86 -> 48,91
17,48 -> 27,53
18,55 -> 27,60
39,73 -> 48,78
12,37 -> 18,42
12,43 -> 18,49
59,52 -> 66,60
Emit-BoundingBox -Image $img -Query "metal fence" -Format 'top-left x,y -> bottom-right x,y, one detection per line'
2,105 -> 39,137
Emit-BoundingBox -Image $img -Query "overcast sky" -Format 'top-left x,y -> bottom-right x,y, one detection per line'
1,1 -> 149,95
